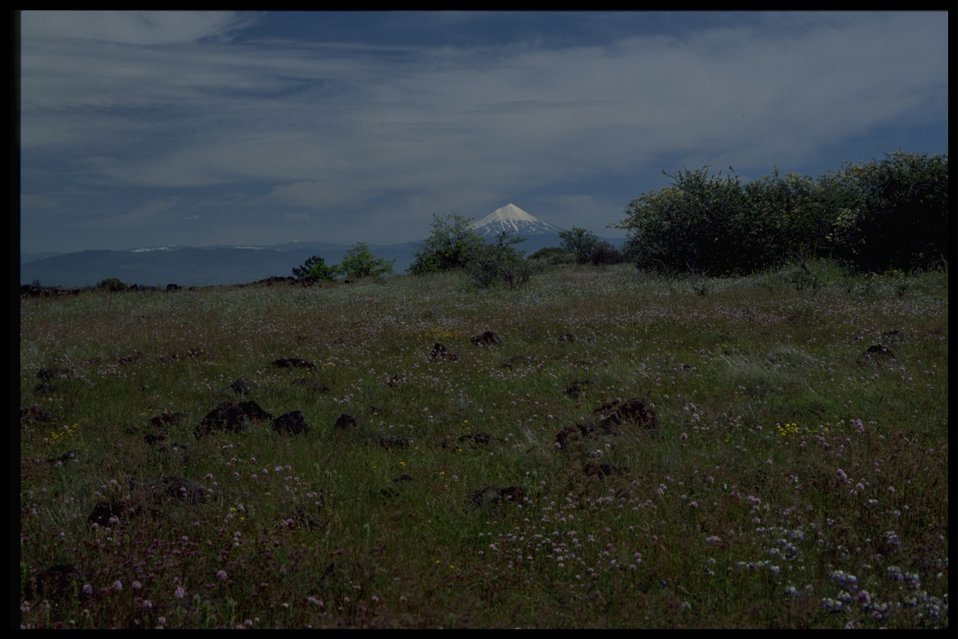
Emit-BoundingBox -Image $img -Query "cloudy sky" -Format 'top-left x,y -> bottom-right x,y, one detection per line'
19,10 -> 948,254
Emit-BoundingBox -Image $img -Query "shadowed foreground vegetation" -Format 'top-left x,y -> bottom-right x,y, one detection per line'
19,262 -> 948,628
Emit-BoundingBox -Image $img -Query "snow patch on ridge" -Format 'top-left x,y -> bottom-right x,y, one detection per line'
471,203 -> 561,237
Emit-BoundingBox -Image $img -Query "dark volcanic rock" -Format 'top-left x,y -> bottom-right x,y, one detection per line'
468,485 -> 526,507
864,344 -> 894,357
273,357 -> 316,369
144,432 -> 166,447
458,432 -> 492,445
117,351 -> 143,365
274,410 -> 309,435
24,563 -> 85,602
430,342 -> 458,361
158,475 -> 208,504
471,331 -> 502,346
583,463 -> 629,478
229,378 -> 258,394
557,333 -> 576,343
334,413 -> 358,430
195,400 -> 272,437
564,380 -> 591,398
292,378 -> 331,393
36,367 -> 68,381
46,449 -> 79,466
376,435 -> 410,449
148,410 -> 185,429
21,405 -> 55,423
556,398 -> 656,450
594,398 -> 657,429
87,500 -> 142,526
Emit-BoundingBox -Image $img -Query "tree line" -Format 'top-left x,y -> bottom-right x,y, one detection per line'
619,150 -> 948,275
293,150 -> 947,286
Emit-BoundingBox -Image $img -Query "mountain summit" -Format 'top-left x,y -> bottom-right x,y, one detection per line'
471,203 -> 562,238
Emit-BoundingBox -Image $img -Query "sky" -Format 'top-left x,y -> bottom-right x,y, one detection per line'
18,10 -> 949,254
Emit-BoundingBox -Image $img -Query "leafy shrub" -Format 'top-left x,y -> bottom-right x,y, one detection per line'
464,232 -> 534,289
97,277 -> 127,292
292,256 -> 337,282
339,242 -> 394,279
826,151 -> 948,272
621,152 -> 948,276
529,246 -> 574,265
410,214 -> 485,275
621,167 -> 748,276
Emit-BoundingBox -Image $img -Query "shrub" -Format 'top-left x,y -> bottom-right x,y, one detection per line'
292,256 -> 337,282
621,167 -> 749,276
559,227 -> 600,264
410,213 -> 485,275
464,232 -> 534,289
529,246 -> 574,265
97,277 -> 127,292
620,152 -> 948,276
339,242 -> 394,279
827,151 -> 949,272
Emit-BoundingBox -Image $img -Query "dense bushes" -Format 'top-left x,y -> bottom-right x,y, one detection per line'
621,151 -> 948,275
410,214 -> 533,288
292,243 -> 394,283
559,227 -> 625,266
409,214 -> 486,275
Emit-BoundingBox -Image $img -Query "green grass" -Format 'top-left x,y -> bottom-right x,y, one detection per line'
19,262 -> 949,628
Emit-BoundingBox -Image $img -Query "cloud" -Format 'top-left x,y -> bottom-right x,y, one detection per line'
94,196 -> 182,228
19,11 -> 948,250
20,10 -> 257,45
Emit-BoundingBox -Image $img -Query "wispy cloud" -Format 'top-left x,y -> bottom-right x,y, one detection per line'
19,11 -> 947,251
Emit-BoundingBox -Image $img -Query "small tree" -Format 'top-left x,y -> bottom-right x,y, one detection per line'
97,277 -> 127,292
559,227 -> 600,264
340,242 -> 394,279
292,255 -> 338,282
410,213 -> 485,275
465,232 -> 533,289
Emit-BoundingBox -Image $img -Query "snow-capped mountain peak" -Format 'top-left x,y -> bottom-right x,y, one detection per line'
471,203 -> 561,237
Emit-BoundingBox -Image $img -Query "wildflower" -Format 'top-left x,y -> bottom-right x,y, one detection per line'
821,597 -> 843,613
216,570 -> 228,581
857,590 -> 871,606
131,580 -> 142,590
689,500 -> 699,509
705,535 -> 722,544
836,468 -> 848,482
82,584 -> 93,595
113,580 -> 123,592
174,586 -> 186,600
142,599 -> 153,609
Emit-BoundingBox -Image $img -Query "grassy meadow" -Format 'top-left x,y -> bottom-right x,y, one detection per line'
18,262 -> 949,628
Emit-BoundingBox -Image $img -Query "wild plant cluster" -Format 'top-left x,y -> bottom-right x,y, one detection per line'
18,262 -> 948,629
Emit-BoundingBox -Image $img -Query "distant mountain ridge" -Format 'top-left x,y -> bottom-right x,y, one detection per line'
21,204 -> 623,288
